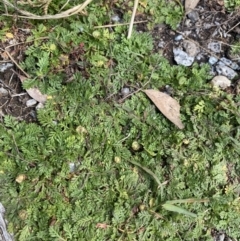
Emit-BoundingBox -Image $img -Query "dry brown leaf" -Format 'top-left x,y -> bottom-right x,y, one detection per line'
96,223 -> 110,229
185,0 -> 200,13
18,74 -> 47,104
143,89 -> 184,129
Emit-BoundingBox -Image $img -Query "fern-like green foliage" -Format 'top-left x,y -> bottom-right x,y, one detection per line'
0,1 -> 240,240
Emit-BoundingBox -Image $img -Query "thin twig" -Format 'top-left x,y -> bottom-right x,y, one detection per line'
0,47 -> 29,77
127,0 -> 139,38
94,20 -> 147,29
4,37 -> 49,50
0,37 -> 49,78
226,21 -> 240,34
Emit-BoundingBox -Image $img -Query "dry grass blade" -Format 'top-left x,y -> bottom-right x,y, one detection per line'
127,0 -> 139,38
2,0 -> 92,19
144,89 -> 184,129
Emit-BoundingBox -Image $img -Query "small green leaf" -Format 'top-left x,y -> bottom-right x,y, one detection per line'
162,203 -> 197,218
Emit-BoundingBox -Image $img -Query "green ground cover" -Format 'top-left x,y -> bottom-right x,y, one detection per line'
0,0 -> 240,240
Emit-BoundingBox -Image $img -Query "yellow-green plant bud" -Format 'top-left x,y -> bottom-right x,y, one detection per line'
92,30 -> 101,38
139,204 -> 146,211
114,156 -> 121,163
132,141 -> 141,151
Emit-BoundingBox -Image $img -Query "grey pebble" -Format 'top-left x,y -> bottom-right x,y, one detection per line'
184,19 -> 192,27
111,15 -> 121,23
0,63 -> 14,72
216,65 -> 238,80
219,57 -> 239,70
218,233 -> 225,241
209,56 -> 218,65
174,35 -> 183,41
69,163 -> 75,173
121,87 -> 130,96
187,11 -> 199,22
36,102 -> 44,109
208,42 -> 221,53
26,99 -> 37,107
173,48 -> 194,66
158,40 -> 165,48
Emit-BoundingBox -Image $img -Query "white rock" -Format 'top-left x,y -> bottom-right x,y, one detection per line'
174,35 -> 183,41
196,53 -> 204,61
121,87 -> 130,96
173,48 -> 194,66
211,75 -> 231,89
69,163 -> 75,173
184,19 -> 192,27
0,63 -> 13,72
111,15 -> 120,22
208,56 -> 218,65
0,202 -> 14,241
216,64 -> 238,80
218,233 -> 225,241
208,42 -> 221,53
26,99 -> 37,107
158,40 -> 165,48
36,102 -> 44,109
219,57 -> 239,70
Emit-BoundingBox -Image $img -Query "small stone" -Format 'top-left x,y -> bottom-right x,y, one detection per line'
216,65 -> 238,80
121,87 -> 130,96
218,233 -> 225,241
183,40 -> 199,57
26,99 -> 37,107
69,163 -> 75,173
219,57 -> 239,70
111,15 -> 120,22
174,35 -> 183,41
0,87 -> 8,97
0,63 -> 13,72
187,11 -> 199,22
36,102 -> 44,109
208,56 -> 218,65
29,110 -> 37,119
158,40 -> 165,48
196,53 -> 205,61
211,75 -> 231,89
184,19 -> 192,27
173,48 -> 194,66
203,23 -> 212,29
208,42 -> 221,53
